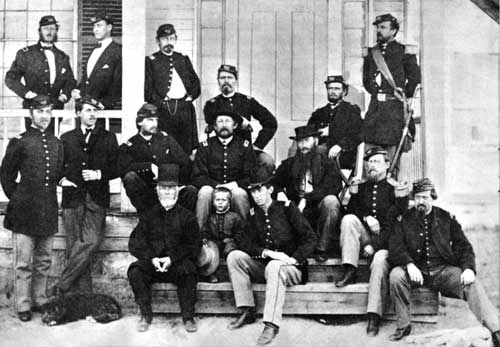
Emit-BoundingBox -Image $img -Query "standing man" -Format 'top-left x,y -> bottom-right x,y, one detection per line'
0,95 -> 64,321
307,75 -> 363,169
5,15 -> 76,130
118,103 -> 198,213
73,11 -> 122,110
272,125 -> 342,262
226,171 -> 317,346
362,14 -> 420,164
145,24 -> 201,157
127,164 -> 201,333
204,64 -> 277,176
388,178 -> 500,345
192,111 -> 256,229
51,96 -> 119,298
335,147 -> 408,336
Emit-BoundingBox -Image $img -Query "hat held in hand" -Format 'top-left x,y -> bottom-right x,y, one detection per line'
197,240 -> 220,276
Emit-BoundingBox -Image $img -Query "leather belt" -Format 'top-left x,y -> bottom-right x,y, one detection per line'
376,93 -> 398,102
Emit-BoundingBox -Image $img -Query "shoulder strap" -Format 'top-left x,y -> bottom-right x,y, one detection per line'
371,46 -> 398,92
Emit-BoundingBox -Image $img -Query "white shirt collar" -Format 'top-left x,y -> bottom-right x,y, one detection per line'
81,125 -> 95,133
222,91 -> 236,98
140,132 -> 153,141
218,136 -> 233,145
40,42 -> 54,48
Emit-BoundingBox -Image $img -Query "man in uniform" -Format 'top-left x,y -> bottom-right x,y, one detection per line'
192,111 -> 256,228
307,75 -> 363,169
145,24 -> 201,157
51,96 -> 119,298
362,14 -> 420,166
0,95 -> 64,321
226,171 -> 317,346
335,147 -> 408,336
127,164 -> 201,333
388,178 -> 500,345
204,64 -> 277,176
272,125 -> 342,262
118,103 -> 198,213
73,11 -> 121,110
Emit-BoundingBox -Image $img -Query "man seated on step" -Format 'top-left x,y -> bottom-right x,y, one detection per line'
226,171 -> 317,346
388,178 -> 500,345
127,164 -> 201,333
192,111 -> 256,228
272,124 -> 342,262
335,147 -> 408,336
118,103 -> 198,213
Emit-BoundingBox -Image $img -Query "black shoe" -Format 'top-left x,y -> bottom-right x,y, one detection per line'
314,252 -> 328,263
184,318 -> 197,333
492,331 -> 500,347
389,325 -> 412,341
366,313 -> 380,337
335,265 -> 357,287
257,323 -> 279,346
227,307 -> 256,330
18,311 -> 32,322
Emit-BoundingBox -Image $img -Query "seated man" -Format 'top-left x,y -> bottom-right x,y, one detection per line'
118,103 -> 197,212
192,111 -> 256,228
127,164 -> 201,333
272,125 -> 342,262
388,178 -> 500,345
336,147 -> 408,336
227,171 -> 317,346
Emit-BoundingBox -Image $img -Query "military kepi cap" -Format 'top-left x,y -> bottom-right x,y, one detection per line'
289,124 -> 322,141
157,164 -> 180,186
137,103 -> 158,119
91,11 -> 113,24
247,170 -> 273,190
373,13 -> 398,26
412,178 -> 435,194
157,24 -> 176,38
30,95 -> 52,109
364,146 -> 388,160
80,96 -> 103,110
324,75 -> 347,86
212,110 -> 242,125
218,64 -> 238,79
39,15 -> 58,27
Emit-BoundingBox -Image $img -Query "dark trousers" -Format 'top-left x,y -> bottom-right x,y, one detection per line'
127,260 -> 197,320
122,171 -> 198,213
159,99 -> 198,156
57,194 -> 106,293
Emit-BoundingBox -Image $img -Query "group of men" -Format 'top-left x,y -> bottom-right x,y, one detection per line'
1,10 -> 499,347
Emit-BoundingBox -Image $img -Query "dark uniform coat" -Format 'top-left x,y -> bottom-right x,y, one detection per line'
5,42 -> 76,109
78,41 -> 122,110
204,93 -> 277,150
0,127 -> 64,236
191,136 -> 256,189
388,206 -> 476,273
60,125 -> 119,208
346,178 -> 408,251
128,203 -> 202,275
362,41 -> 420,145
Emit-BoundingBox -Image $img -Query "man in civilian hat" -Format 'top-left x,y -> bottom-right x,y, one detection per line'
118,103 -> 198,213
307,75 -> 363,169
204,64 -> 277,176
0,95 -> 64,321
127,164 -> 201,333
272,125 -> 342,262
73,11 -> 121,110
335,146 -> 408,336
145,23 -> 201,157
51,96 -> 119,298
388,178 -> 500,344
226,170 -> 317,346
362,13 -> 420,168
192,111 -> 256,229
5,15 -> 76,112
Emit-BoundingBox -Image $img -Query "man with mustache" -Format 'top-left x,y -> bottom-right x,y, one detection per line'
145,24 -> 201,157
127,164 -> 201,333
271,125 -> 342,262
362,14 -> 420,174
50,96 -> 119,299
204,65 -> 277,176
5,15 -> 76,113
335,147 -> 408,336
388,178 -> 500,345
192,111 -> 256,229
307,75 -> 363,169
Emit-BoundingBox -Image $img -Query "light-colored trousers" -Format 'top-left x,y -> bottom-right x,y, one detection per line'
12,232 -> 54,312
227,250 -> 302,327
339,214 -> 372,267
367,249 -> 390,316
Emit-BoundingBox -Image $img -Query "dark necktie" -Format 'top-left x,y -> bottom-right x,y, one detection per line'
41,46 -> 53,51
95,42 -> 102,49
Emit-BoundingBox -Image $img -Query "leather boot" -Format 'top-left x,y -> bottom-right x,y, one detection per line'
227,306 -> 256,330
257,322 -> 279,346
389,324 -> 412,341
366,313 -> 380,337
335,265 -> 357,287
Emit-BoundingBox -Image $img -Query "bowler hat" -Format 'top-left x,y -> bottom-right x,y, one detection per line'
364,146 -> 388,161
289,125 -> 322,141
197,240 -> 220,276
157,164 -> 180,186
157,24 -> 176,38
39,15 -> 58,27
218,64 -> 238,79
30,95 -> 52,109
372,13 -> 398,26
91,11 -> 113,25
137,103 -> 158,119
79,96 -> 103,110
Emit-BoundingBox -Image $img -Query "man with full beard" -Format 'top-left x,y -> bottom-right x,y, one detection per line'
5,15 -> 76,111
388,179 -> 500,345
335,147 -> 408,337
144,24 -> 201,157
192,111 -> 256,229
271,125 -> 342,262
